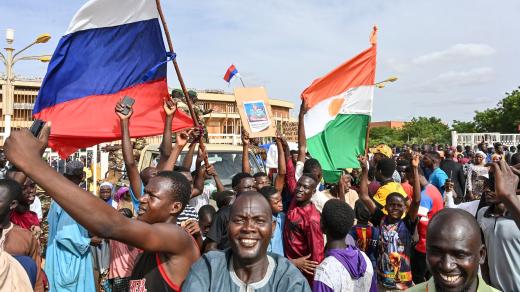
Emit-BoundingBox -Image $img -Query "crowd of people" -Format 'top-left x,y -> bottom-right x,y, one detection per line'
0,97 -> 519,292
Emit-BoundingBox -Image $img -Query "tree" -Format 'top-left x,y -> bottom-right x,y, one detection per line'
401,117 -> 450,145
451,120 -> 477,133
473,87 -> 520,132
368,126 -> 403,147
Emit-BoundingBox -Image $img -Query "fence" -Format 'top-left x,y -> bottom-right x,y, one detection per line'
452,131 -> 520,147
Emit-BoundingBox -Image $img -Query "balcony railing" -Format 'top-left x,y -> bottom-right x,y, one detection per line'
208,134 -> 241,145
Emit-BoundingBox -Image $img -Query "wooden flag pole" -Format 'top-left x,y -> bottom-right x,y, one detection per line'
155,0 -> 209,164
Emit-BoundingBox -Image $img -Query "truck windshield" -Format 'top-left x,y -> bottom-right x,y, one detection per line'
151,151 -> 262,188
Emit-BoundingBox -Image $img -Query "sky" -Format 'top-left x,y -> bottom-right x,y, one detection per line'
1,0 -> 519,123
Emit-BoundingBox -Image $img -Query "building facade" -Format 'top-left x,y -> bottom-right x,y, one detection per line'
0,79 -> 297,145
369,120 -> 405,129
0,77 -> 42,144
195,89 -> 297,144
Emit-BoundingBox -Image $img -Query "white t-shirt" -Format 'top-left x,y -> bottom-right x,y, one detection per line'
444,191 -> 480,217
314,250 -> 374,292
30,196 -> 43,221
311,190 -> 332,214
189,182 -> 216,213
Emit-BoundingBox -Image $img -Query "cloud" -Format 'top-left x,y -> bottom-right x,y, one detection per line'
385,58 -> 410,73
435,67 -> 495,86
412,44 -> 496,64
413,67 -> 495,93
417,95 -> 495,107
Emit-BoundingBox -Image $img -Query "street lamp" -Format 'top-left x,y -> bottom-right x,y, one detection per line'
0,29 -> 51,139
375,76 -> 398,88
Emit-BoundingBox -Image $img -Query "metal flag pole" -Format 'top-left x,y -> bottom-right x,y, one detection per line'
238,75 -> 246,87
154,0 -> 209,164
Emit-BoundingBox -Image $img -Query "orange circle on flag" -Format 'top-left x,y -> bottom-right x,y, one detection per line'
328,98 -> 344,116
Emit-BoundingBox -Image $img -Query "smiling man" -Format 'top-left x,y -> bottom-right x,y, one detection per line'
283,173 -> 325,284
182,191 -> 310,291
4,129 -> 201,292
408,208 -> 498,292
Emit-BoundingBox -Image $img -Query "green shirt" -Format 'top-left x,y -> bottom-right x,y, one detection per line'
406,276 -> 500,292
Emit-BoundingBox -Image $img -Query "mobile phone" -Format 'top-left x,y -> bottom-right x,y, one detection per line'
10,120 -> 46,171
119,96 -> 135,115
30,119 -> 45,137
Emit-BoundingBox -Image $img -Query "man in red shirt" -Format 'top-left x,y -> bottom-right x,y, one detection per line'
405,164 -> 443,284
283,173 -> 324,284
10,178 -> 40,231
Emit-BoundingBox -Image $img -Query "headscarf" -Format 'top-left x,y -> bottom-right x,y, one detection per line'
99,182 -> 115,207
114,187 -> 129,202
100,182 -> 114,190
474,151 -> 487,166
370,144 -> 393,158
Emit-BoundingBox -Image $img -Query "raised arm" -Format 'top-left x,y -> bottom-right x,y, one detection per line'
156,98 -> 177,170
116,101 -> 142,198
493,160 -> 520,229
182,142 -> 197,169
297,100 -> 307,163
159,130 -> 190,172
465,166 -> 474,201
5,130 -> 193,255
408,154 -> 422,221
358,156 -> 376,214
207,165 -> 225,192
241,129 -> 251,174
190,147 -> 206,199
337,174 -> 348,202
274,133 -> 287,192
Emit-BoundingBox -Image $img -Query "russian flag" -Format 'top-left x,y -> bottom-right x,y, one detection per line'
223,64 -> 238,83
33,0 -> 193,158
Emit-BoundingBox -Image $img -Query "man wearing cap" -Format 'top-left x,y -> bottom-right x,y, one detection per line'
370,144 -> 401,183
45,160 -> 96,292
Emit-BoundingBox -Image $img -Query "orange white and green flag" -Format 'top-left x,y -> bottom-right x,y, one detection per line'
302,27 -> 377,180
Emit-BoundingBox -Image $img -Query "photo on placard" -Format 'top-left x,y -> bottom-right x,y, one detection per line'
243,101 -> 270,132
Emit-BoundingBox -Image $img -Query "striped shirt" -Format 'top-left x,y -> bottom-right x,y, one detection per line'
177,204 -> 198,225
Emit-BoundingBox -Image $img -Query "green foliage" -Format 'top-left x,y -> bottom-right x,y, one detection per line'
369,117 -> 450,146
451,120 -> 477,133
368,87 -> 520,147
473,87 -> 520,132
368,126 -> 403,147
401,117 -> 450,145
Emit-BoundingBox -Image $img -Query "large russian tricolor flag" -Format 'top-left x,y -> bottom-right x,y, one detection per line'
302,27 -> 377,181
33,0 -> 193,158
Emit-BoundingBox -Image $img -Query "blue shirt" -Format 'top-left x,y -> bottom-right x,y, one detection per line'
268,212 -> 285,256
350,224 -> 379,268
45,201 -> 95,292
128,182 -> 143,211
429,167 -> 448,195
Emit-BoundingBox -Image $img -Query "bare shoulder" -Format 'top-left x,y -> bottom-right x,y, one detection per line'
149,222 -> 199,255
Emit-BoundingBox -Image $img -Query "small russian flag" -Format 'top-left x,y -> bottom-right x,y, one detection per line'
223,64 -> 238,83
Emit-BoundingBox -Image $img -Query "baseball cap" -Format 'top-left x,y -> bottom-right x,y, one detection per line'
370,144 -> 393,158
65,160 -> 84,176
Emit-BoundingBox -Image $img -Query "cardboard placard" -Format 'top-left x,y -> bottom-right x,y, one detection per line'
234,87 -> 276,138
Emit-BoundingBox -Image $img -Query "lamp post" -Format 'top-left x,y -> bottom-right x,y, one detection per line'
0,28 -> 51,139
375,76 -> 398,88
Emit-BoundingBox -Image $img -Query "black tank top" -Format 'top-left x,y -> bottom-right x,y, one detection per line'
129,252 -> 180,292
